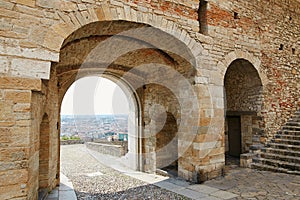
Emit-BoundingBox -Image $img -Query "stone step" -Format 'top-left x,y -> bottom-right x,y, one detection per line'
274,134 -> 300,141
251,163 -> 288,173
251,163 -> 300,175
271,138 -> 300,145
282,126 -> 300,131
267,143 -> 300,151
286,122 -> 300,126
277,130 -> 300,136
253,157 -> 300,171
288,118 -> 300,123
260,152 -> 300,164
262,148 -> 300,158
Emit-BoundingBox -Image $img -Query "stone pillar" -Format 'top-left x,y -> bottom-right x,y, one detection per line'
0,77 -> 42,200
177,84 -> 225,183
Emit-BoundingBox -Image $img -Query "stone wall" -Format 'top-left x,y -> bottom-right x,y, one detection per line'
60,140 -> 84,145
203,0 -> 300,137
86,142 -> 127,157
0,77 -> 42,200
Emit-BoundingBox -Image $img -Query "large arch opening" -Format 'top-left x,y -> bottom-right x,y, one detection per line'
60,76 -> 141,170
41,19 -> 200,191
224,59 -> 264,165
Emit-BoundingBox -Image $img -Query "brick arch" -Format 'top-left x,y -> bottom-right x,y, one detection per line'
43,4 -> 204,64
217,50 -> 268,86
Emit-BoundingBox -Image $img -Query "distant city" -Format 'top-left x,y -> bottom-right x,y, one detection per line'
60,115 -> 128,141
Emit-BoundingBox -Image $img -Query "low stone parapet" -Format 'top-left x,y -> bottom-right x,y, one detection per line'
86,142 -> 127,157
60,140 -> 84,145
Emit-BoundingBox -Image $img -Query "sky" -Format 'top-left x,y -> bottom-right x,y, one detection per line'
61,77 -> 129,115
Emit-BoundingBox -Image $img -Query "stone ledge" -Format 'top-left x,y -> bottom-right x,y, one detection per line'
86,142 -> 127,157
0,76 -> 42,91
60,140 -> 84,145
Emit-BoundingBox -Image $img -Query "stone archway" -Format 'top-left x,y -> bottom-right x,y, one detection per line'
40,17 -> 204,191
224,59 -> 264,160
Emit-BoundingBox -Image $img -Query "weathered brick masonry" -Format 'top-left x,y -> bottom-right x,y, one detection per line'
0,0 -> 299,199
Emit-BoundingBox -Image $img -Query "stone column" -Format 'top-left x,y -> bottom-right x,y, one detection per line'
0,77 -> 42,200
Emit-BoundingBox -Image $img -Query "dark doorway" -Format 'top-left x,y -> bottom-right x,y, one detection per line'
227,116 -> 241,157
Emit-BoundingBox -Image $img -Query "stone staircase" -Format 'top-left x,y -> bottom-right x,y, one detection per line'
251,110 -> 300,175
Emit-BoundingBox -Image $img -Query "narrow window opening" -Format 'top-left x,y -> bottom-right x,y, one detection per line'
198,0 -> 208,35
234,12 -> 239,19
292,48 -> 295,54
279,44 -> 284,50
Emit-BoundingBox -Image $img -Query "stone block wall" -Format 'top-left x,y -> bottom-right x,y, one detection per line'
86,142 -> 127,157
0,77 -> 42,199
60,140 -> 84,145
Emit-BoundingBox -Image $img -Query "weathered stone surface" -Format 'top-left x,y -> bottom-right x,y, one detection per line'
16,0 -> 35,8
0,77 -> 41,91
4,90 -> 31,103
0,169 -> 28,186
11,58 -> 51,79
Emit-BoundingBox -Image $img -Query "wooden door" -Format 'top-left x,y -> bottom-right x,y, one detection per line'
227,116 -> 241,157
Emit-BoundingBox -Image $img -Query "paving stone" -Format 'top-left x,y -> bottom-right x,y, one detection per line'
197,196 -> 222,200
188,184 -> 220,194
176,188 -> 208,199
210,190 -> 239,199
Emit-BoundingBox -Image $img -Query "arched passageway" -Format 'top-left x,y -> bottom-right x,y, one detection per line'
39,19 -> 202,192
224,59 -> 264,160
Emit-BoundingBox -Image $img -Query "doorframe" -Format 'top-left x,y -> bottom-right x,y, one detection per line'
226,111 -> 256,156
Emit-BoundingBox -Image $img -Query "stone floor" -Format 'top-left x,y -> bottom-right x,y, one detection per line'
205,168 -> 300,200
49,144 -> 300,200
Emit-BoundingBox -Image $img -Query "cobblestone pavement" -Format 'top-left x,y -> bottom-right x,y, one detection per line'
205,166 -> 300,200
60,144 -> 300,200
60,144 -> 190,199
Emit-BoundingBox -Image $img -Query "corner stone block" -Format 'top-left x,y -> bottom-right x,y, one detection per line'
43,30 -> 65,52
2,45 -> 59,62
16,0 -> 35,7
0,169 -> 28,187
0,57 -> 9,74
36,0 -> 59,9
0,77 -> 41,91
208,85 -> 224,98
0,183 -> 28,199
0,100 -> 14,121
11,58 -> 51,79
51,23 -> 76,39
4,90 -> 31,103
